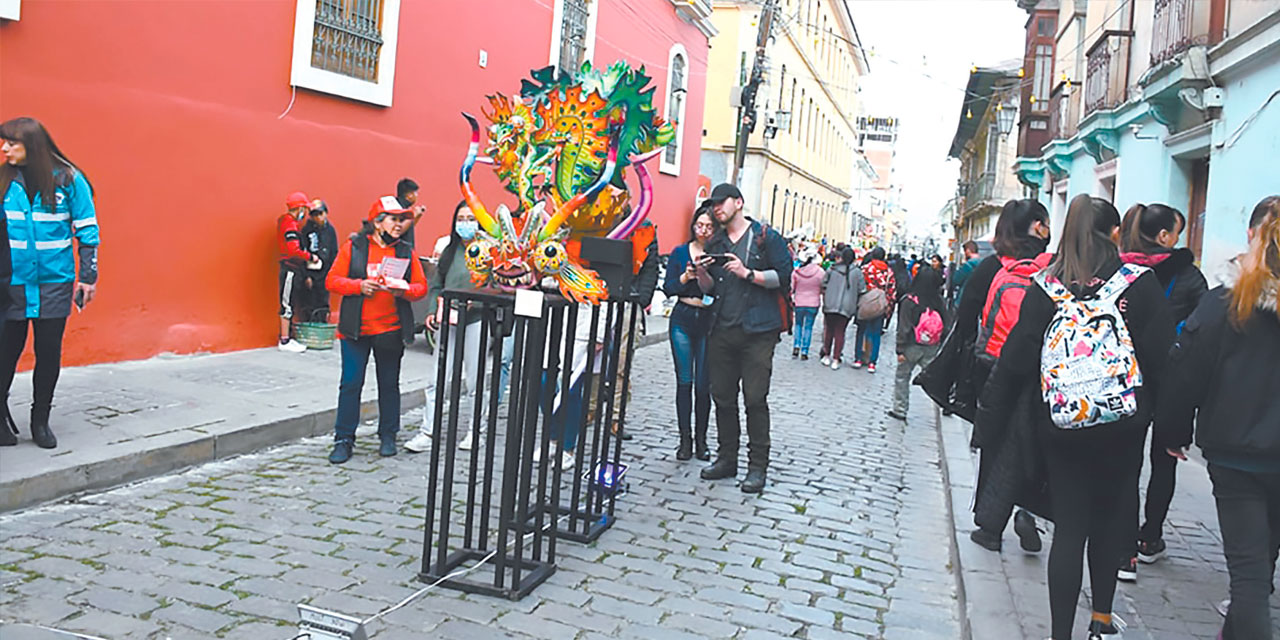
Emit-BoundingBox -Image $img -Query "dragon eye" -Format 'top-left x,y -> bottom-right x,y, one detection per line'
543,246 -> 560,258
467,245 -> 481,257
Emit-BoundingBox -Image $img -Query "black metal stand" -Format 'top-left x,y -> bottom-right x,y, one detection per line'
417,289 -> 575,600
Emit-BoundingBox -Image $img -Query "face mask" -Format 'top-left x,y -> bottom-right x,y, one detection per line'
379,231 -> 399,245
456,220 -> 479,240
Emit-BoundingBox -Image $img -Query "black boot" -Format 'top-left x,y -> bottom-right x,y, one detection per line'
676,384 -> 694,460
700,457 -> 737,480
0,401 -> 16,447
30,404 -> 56,449
693,392 -> 712,461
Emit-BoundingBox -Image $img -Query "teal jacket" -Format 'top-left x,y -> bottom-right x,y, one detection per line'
3,168 -> 100,319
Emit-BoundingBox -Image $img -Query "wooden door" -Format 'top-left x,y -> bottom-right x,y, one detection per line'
1188,158 -> 1209,262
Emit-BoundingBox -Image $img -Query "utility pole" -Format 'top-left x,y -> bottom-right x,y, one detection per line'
730,0 -> 777,187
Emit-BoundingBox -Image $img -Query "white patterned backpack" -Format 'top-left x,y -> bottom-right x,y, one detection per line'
1035,264 -> 1148,429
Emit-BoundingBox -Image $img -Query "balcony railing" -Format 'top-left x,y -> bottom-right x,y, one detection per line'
1048,82 -> 1081,141
971,172 -> 997,204
1152,0 -> 1194,66
1085,30 -> 1133,117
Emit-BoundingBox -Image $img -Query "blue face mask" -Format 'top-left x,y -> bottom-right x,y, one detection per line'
456,220 -> 479,240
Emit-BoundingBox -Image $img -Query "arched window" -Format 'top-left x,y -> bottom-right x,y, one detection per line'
770,185 -> 779,224
660,44 -> 689,176
783,189 -> 791,229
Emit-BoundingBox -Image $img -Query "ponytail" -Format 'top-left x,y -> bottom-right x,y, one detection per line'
1230,197 -> 1280,327
1121,203 -> 1184,254
1049,195 -> 1121,286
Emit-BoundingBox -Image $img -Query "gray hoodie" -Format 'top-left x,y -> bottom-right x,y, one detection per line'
821,263 -> 866,317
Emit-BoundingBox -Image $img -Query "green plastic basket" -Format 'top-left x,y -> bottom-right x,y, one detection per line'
295,322 -> 336,350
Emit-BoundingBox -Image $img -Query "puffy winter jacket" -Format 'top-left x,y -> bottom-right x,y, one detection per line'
791,262 -> 825,308
821,263 -> 864,317
3,168 -> 100,319
1157,270 -> 1280,470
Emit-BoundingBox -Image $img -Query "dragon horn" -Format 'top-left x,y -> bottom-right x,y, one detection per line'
459,112 -> 501,238
539,136 -> 620,242
606,149 -> 662,239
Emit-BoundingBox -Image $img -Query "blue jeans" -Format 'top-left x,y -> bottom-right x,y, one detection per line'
334,333 -> 404,441
669,321 -> 712,439
545,371 -> 585,453
854,316 -> 884,364
792,307 -> 818,354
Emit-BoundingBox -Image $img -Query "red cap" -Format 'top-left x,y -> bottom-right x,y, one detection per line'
368,195 -> 411,221
286,191 -> 310,210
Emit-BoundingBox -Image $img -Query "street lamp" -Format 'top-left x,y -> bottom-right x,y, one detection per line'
996,98 -> 1017,137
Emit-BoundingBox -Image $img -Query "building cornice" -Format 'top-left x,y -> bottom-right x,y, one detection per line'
670,0 -> 718,38
715,144 -> 852,199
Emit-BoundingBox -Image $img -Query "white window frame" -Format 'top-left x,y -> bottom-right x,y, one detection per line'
0,0 -> 20,21
660,43 -> 690,176
290,0 -> 402,107
549,0 -> 599,70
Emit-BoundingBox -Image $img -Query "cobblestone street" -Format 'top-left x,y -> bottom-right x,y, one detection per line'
0,322 -> 961,639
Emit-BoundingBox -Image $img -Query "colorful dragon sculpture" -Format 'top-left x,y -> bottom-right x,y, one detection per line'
458,61 -> 674,304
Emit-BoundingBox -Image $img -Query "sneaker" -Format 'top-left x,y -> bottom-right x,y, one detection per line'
886,409 -> 907,421
1087,615 -> 1126,638
1014,509 -> 1042,553
404,430 -> 433,453
820,356 -> 832,367
831,360 -> 841,371
792,348 -> 800,358
379,436 -> 397,457
278,338 -> 306,353
328,439 -> 353,464
1117,555 -> 1138,582
852,361 -> 864,369
1215,598 -> 1230,618
458,428 -> 474,451
800,353 -> 809,361
867,363 -> 877,374
1137,537 -> 1166,564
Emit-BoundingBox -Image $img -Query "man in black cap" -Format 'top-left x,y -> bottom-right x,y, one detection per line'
693,183 -> 793,493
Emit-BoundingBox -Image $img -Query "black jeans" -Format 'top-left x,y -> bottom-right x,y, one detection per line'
1210,463 -> 1280,640
0,318 -> 68,412
708,325 -> 776,471
1044,430 -> 1145,640
1140,436 -> 1179,543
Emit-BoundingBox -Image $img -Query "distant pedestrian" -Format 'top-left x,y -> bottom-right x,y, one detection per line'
395,177 -> 424,250
950,240 -> 982,307
981,194 -> 1173,640
0,117 -> 101,450
1157,195 -> 1280,640
790,247 -> 824,360
694,183 -> 793,494
818,247 -> 864,369
300,199 -> 339,322
852,246 -> 895,373
326,196 -> 427,464
888,267 -> 944,421
1116,202 -> 1207,582
663,202 -> 717,461
277,190 -> 318,353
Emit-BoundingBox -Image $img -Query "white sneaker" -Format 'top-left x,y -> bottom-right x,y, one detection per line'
458,429 -> 474,451
820,357 -> 831,366
560,450 -> 575,469
278,338 -> 306,353
831,360 -> 840,371
404,430 -> 433,453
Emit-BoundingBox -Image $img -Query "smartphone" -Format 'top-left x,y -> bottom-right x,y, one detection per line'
702,253 -> 733,265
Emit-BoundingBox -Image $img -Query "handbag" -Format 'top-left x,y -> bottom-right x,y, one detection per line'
857,287 -> 889,320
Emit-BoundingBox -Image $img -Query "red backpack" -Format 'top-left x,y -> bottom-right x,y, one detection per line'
975,253 -> 1052,362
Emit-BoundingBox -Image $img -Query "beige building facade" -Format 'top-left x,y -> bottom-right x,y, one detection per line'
700,0 -> 870,242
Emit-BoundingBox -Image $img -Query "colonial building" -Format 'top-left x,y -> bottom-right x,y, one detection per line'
1014,0 -> 1280,270
948,63 -> 1025,247
0,0 -> 715,365
700,0 -> 870,242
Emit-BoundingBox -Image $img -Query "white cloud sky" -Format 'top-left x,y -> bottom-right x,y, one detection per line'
849,0 -> 1027,237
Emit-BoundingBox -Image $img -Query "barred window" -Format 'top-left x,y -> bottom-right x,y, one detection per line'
311,0 -> 384,83
663,52 -> 687,170
557,0 -> 591,75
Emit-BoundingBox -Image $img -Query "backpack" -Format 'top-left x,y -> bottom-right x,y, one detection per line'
750,221 -> 793,333
1035,264 -> 1148,430
976,254 -> 1052,363
908,295 -> 944,346
857,287 -> 889,320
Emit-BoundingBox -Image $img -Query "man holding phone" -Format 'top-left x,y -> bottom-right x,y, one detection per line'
694,183 -> 793,493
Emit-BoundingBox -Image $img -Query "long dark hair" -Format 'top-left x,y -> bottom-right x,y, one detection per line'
909,265 -> 945,312
992,199 -> 1049,258
438,200 -> 470,278
862,246 -> 886,265
1121,203 -> 1184,254
840,246 -> 855,266
1048,195 -> 1121,286
0,117 -> 93,209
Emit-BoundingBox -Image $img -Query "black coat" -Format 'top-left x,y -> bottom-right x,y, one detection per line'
1123,248 -> 1207,324
977,258 -> 1175,446
1157,278 -> 1280,466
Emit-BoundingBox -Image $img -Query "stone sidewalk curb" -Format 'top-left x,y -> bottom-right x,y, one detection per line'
932,405 -> 974,640
0,326 -> 669,515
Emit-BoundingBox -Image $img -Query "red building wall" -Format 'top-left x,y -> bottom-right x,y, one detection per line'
0,0 -> 709,367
